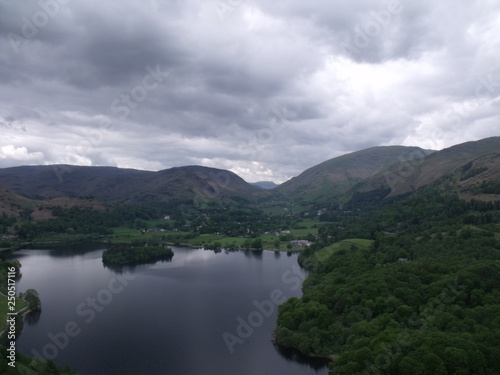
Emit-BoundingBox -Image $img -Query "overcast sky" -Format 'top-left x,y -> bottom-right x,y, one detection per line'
1,0 -> 499,183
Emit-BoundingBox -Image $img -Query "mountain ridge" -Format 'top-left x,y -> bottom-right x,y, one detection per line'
0,137 -> 498,208
354,136 -> 500,199
0,164 -> 269,205
275,145 -> 435,202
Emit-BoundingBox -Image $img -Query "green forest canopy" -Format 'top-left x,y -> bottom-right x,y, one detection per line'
275,187 -> 500,375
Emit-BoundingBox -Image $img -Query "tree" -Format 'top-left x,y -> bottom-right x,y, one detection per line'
251,238 -> 263,249
21,289 -> 41,311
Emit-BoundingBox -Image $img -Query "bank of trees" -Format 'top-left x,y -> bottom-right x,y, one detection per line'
275,187 -> 500,374
10,201 -> 303,242
0,347 -> 79,375
11,203 -> 179,240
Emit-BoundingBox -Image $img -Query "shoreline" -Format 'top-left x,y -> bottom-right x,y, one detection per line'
0,292 -> 30,341
6,240 -> 304,254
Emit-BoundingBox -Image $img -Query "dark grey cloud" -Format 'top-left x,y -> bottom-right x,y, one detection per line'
0,0 -> 499,182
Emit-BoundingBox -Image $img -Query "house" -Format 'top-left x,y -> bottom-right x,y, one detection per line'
289,240 -> 312,248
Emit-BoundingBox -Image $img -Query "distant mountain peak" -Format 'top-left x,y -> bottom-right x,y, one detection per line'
251,181 -> 278,189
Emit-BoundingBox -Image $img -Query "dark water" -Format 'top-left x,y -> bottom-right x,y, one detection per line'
11,247 -> 329,375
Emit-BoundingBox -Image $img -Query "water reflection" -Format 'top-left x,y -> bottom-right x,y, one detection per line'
24,309 -> 42,325
274,343 -> 331,371
243,249 -> 263,259
102,256 -> 173,273
23,242 -> 106,254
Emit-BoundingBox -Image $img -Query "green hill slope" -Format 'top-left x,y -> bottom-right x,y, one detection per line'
357,136 -> 500,198
275,146 -> 433,203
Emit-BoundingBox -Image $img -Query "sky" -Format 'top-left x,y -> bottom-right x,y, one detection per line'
1,0 -> 499,183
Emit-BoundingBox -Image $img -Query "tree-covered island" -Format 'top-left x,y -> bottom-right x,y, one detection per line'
102,244 -> 174,265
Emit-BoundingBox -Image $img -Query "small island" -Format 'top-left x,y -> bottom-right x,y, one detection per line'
102,244 -> 174,265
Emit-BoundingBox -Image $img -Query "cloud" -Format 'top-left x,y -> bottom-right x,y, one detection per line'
0,0 -> 499,183
0,145 -> 45,164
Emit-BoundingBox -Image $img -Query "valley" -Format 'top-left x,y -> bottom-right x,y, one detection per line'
0,136 -> 499,375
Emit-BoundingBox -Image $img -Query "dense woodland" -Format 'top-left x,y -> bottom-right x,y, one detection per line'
275,186 -> 500,374
102,243 -> 173,265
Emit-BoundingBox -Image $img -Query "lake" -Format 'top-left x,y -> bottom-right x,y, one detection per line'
11,246 -> 330,375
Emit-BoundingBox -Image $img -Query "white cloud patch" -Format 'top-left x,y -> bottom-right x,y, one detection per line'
0,145 -> 44,163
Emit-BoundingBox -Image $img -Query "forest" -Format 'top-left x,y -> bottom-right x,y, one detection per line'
275,185 -> 500,374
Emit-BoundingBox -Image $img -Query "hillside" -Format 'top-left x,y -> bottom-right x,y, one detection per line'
275,146 -> 433,202
0,189 -> 106,220
356,136 -> 500,198
432,153 -> 500,202
275,173 -> 500,374
0,189 -> 36,216
0,165 -> 269,205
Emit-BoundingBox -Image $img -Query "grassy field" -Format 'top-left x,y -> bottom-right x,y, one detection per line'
0,294 -> 28,333
167,234 -> 291,250
288,218 -> 320,237
314,238 -> 374,264
110,227 -> 194,243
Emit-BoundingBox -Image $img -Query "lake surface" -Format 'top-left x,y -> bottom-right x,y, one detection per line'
11,246 -> 329,375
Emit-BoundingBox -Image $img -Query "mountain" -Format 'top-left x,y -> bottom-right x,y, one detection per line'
434,152 -> 500,200
354,136 -> 500,198
275,146 -> 433,202
0,137 -> 498,209
251,181 -> 278,189
0,165 -> 269,205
